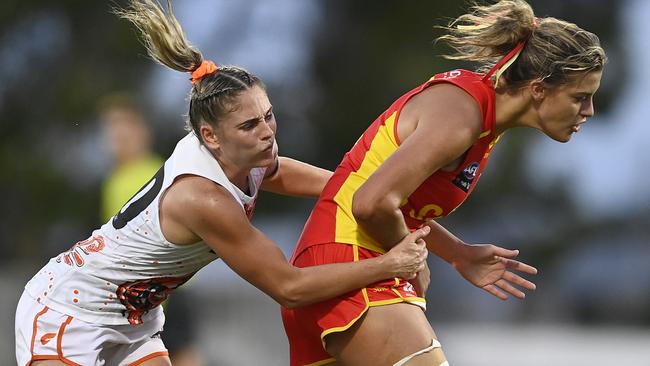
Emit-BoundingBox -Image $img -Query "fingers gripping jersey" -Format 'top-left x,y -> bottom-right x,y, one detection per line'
296,69 -> 500,255
25,133 -> 266,325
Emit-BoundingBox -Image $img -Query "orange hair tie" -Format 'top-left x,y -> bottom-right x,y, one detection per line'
190,60 -> 218,85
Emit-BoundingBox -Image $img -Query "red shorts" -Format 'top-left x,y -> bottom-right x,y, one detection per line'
282,243 -> 426,366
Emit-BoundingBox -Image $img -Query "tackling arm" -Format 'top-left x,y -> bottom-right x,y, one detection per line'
164,176 -> 428,308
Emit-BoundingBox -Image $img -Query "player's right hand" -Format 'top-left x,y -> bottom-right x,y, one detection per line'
384,226 -> 429,279
453,243 -> 537,300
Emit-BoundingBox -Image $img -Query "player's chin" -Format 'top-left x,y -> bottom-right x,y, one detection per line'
255,155 -> 276,168
558,133 -> 573,143
546,129 -> 573,143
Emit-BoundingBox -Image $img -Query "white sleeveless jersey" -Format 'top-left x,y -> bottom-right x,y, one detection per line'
25,133 -> 266,325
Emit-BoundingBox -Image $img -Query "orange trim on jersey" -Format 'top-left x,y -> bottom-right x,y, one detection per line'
30,305 -> 49,357
27,311 -> 80,366
128,351 -> 170,366
56,316 -> 82,366
29,355 -> 63,365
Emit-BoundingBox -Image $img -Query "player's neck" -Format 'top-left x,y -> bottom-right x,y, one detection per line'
216,157 -> 251,192
494,89 -> 537,135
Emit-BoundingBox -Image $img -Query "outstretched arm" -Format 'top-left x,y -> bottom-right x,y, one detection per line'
261,156 -> 333,198
423,220 -> 537,300
163,175 -> 428,308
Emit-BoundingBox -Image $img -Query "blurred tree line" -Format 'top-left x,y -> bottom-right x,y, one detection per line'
1,0 -> 171,260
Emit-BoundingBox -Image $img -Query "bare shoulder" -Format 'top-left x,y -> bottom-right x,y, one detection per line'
410,82 -> 480,116
398,83 -> 483,141
162,175 -> 232,217
160,175 -> 248,245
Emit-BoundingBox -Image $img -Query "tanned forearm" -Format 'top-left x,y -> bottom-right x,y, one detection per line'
358,209 -> 410,251
352,191 -> 411,251
281,255 -> 394,308
262,157 -> 332,198
423,219 -> 468,265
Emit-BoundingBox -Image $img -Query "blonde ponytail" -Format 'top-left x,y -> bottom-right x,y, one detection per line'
438,0 -> 536,62
438,0 -> 606,89
116,0 -> 203,73
116,0 -> 265,141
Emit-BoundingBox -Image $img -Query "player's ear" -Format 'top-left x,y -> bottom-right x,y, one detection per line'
529,78 -> 546,102
200,123 -> 221,151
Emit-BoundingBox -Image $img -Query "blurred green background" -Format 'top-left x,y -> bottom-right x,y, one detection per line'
1,0 -> 648,365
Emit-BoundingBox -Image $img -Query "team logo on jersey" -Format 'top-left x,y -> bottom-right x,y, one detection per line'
438,69 -> 462,79
452,161 -> 480,193
40,332 -> 56,345
55,236 -> 106,267
116,274 -> 194,325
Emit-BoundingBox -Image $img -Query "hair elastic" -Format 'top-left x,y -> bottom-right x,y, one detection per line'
190,60 -> 218,85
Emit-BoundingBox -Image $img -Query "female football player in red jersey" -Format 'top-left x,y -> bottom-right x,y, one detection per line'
15,1 -> 431,365
282,0 -> 606,365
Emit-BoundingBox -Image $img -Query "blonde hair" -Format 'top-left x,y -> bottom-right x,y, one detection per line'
116,0 -> 264,139
438,0 -> 607,88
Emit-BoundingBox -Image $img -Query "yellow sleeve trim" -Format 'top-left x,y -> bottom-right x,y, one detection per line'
305,357 -> 337,366
479,129 -> 491,138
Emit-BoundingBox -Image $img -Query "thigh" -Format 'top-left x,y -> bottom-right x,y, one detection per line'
16,291 -> 169,366
15,291 -> 96,366
325,302 -> 438,366
116,340 -> 169,366
111,315 -> 169,366
283,243 -> 360,366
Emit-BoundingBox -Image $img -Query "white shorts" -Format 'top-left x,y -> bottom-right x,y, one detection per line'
15,291 -> 168,366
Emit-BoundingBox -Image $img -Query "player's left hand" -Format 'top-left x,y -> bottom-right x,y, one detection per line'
452,244 -> 537,300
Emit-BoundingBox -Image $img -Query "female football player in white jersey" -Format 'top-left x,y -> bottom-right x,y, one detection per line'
14,1 -> 431,365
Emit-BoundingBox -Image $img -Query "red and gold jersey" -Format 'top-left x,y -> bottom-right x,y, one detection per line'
297,69 -> 501,255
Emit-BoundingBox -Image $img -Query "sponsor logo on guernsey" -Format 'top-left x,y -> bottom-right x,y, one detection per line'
403,282 -> 416,296
452,161 -> 480,193
370,287 -> 390,292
